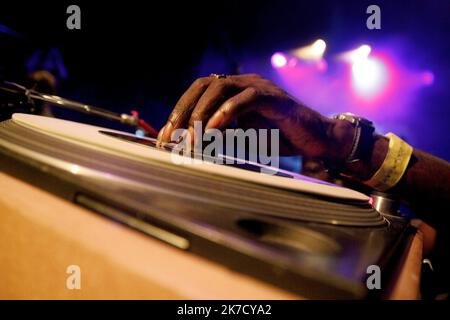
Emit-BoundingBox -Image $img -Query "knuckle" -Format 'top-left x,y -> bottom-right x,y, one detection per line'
189,107 -> 210,126
193,77 -> 209,89
189,110 -> 203,122
222,99 -> 236,113
261,78 -> 274,86
212,79 -> 228,91
247,73 -> 262,79
246,86 -> 259,97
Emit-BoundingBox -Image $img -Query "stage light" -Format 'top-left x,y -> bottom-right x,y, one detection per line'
311,39 -> 326,57
339,44 -> 372,63
351,56 -> 387,97
354,45 -> 371,60
290,39 -> 327,61
421,71 -> 434,86
287,57 -> 298,67
316,59 -> 328,72
271,52 -> 287,68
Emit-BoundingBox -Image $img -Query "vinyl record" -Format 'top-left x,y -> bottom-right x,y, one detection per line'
12,113 -> 369,201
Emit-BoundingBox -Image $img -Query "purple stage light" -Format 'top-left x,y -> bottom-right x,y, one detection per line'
288,57 -> 298,67
421,71 -> 434,86
354,45 -> 371,59
267,42 -> 434,128
271,53 -> 287,68
338,44 -> 371,63
316,59 -> 328,72
351,57 -> 388,98
290,39 -> 327,61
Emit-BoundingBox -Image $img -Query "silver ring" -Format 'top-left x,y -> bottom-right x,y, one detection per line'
209,73 -> 227,79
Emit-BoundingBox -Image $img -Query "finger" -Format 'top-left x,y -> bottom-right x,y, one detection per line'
188,79 -> 235,127
187,78 -> 237,143
156,124 -> 166,147
205,86 -> 259,131
159,77 -> 212,143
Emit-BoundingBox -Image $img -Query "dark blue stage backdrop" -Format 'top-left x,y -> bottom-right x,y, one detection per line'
1,0 -> 449,162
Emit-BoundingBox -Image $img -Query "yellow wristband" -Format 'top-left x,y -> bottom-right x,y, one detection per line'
364,133 -> 413,191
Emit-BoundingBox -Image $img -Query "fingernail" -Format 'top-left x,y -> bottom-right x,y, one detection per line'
161,121 -> 173,143
157,125 -> 166,140
156,125 -> 166,147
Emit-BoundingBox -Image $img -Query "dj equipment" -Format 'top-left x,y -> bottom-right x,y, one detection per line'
0,113 -> 412,299
0,81 -> 158,136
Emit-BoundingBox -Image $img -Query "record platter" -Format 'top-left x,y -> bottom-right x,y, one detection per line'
0,113 -> 412,299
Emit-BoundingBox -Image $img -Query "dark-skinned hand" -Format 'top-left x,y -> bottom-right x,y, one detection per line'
157,73 -> 354,160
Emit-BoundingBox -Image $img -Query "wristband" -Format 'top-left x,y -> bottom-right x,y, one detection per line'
364,133 -> 413,191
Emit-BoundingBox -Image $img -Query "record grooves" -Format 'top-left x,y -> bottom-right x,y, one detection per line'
0,119 -> 385,226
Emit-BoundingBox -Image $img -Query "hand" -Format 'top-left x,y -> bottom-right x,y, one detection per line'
157,73 -> 354,160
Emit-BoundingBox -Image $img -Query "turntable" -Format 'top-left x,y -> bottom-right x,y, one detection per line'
0,113 -> 413,299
